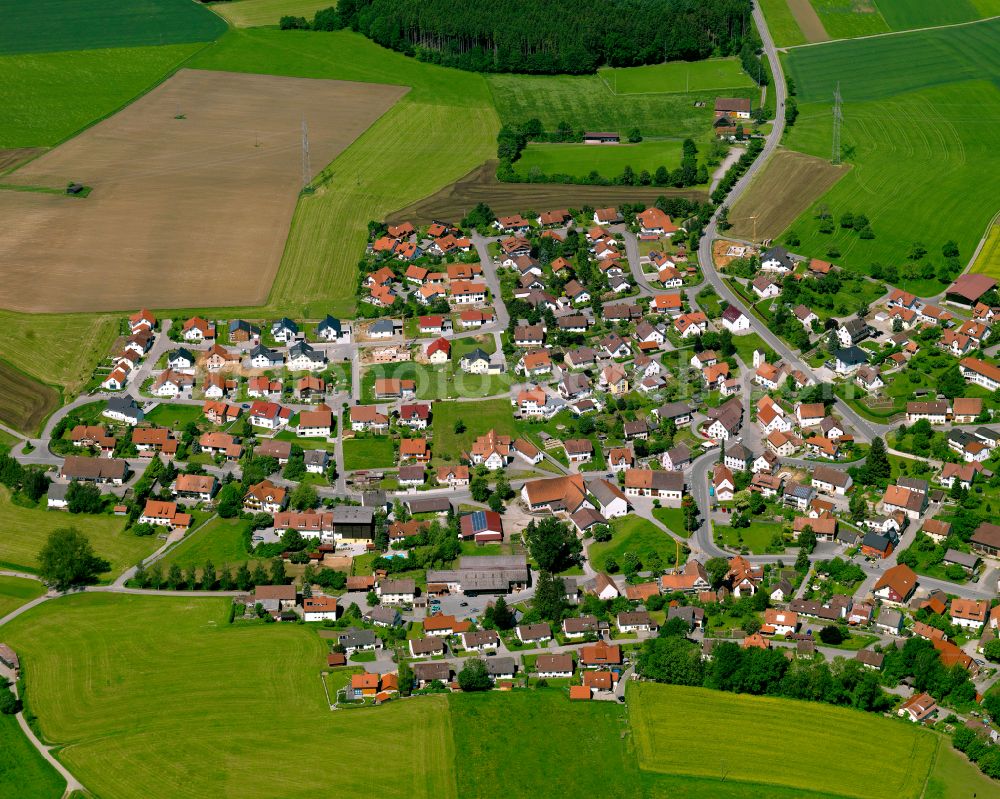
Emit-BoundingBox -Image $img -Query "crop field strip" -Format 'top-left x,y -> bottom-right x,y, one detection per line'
0,359 -> 60,434
2,593 -> 458,799
0,0 -> 226,55
970,221 -> 1000,278
0,68 -> 407,313
776,18 -> 1000,288
207,0 -> 339,28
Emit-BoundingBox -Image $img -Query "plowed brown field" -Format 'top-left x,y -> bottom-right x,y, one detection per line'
0,69 -> 406,313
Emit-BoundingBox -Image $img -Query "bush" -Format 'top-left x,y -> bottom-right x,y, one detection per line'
818,625 -> 844,645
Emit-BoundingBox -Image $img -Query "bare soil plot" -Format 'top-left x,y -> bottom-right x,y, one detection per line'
387,161 -> 707,225
728,149 -> 847,241
787,0 -> 831,42
0,147 -> 44,174
0,69 -> 406,313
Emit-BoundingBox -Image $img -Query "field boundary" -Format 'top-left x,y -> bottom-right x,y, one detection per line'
783,12 -> 1000,49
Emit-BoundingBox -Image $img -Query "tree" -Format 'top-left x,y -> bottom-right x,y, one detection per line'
269,558 -> 286,585
818,625 -> 844,645
470,477 -> 491,503
0,681 -> 21,715
66,481 -> 103,514
202,560 -> 217,590
982,638 -> 1000,663
938,365 -> 966,399
290,482 -> 318,510
532,571 -> 566,621
166,563 -> 183,590
524,517 -> 581,572
22,469 -> 50,502
705,557 -> 730,589
863,437 -> 891,484
457,658 -> 493,691
636,636 -> 704,685
485,596 -> 515,630
251,562 -> 269,587
453,419 -> 466,434
37,527 -> 110,590
397,660 -> 413,697
235,563 -> 252,591
216,483 -> 243,518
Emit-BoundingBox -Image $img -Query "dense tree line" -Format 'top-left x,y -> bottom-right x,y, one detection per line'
283,0 -> 755,75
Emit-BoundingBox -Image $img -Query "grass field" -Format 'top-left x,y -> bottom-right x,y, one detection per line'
512,140 -> 688,181
780,19 -> 1000,289
343,436 -> 395,470
361,362 -> 512,403
759,0 -> 809,46
970,221 -> 1000,278
2,594 -> 457,799
0,487 -> 156,577
189,29 -> 499,317
599,58 -> 753,94
144,402 -> 211,429
0,0 -> 225,55
652,506 -> 689,538
430,399 -> 516,462
715,521 -> 785,554
0,43 -> 205,149
0,574 -> 45,618
0,714 -> 65,799
629,683 -> 938,799
207,0 -> 336,28
810,0 -> 890,39
589,515 -> 683,572
875,0 -> 1000,30
487,72 -> 756,140
0,359 -> 60,434
158,517 -> 251,572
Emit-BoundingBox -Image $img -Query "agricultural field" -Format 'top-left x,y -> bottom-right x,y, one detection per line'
0,487 -> 157,576
728,150 -> 847,244
758,0 -> 809,46
970,221 -> 1000,279
511,140 -> 688,181
809,0 -> 889,40
487,72 -> 757,139
0,68 -> 406,313
0,0 -> 225,55
0,43 -> 205,148
589,515 -> 684,572
0,714 -> 65,799
786,0 -> 831,42
207,0 -> 336,28
158,517 -> 252,572
599,58 -> 754,94
874,0 -> 1000,30
388,160 -> 706,227
430,399 -> 516,462
342,436 -> 395,470
2,594 -> 457,799
779,19 -> 1000,290
189,28 -> 500,317
0,574 -> 45,619
0,359 -> 60,434
629,683 -> 939,799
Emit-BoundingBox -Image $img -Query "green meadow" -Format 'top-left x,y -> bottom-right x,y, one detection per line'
430,398 -> 517,462
158,517 -> 253,572
0,574 -> 45,618
589,515 -> 684,572
0,714 -> 65,799
599,57 -> 753,94
781,19 -> 1000,290
0,0 -> 225,55
512,140 -> 689,180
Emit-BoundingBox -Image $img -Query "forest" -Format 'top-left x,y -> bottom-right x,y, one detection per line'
284,0 -> 757,74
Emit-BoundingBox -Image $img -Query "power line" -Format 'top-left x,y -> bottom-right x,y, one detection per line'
832,82 -> 843,165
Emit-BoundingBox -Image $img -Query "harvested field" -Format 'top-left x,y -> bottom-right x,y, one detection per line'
388,161 -> 707,226
728,149 -> 847,241
788,0 -> 831,41
0,69 -> 406,313
0,147 -> 44,174
208,0 -> 338,28
0,360 -> 60,434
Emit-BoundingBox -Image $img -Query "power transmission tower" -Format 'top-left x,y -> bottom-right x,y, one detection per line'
301,118 -> 311,189
831,82 -> 843,165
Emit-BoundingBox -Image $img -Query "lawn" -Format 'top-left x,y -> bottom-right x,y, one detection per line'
143,402 -> 205,428
511,140 -> 690,181
0,714 -> 65,799
207,0 -> 337,28
0,574 -> 45,618
923,738 -> 1000,799
2,594 -> 457,799
970,221 -> 1000,279
731,331 -> 777,366
629,682 -> 939,799
759,0 -> 809,46
189,28 -> 500,317
809,0 -> 890,39
158,517 -> 252,572
361,362 -> 512,403
343,436 -> 395,470
487,72 -> 757,139
0,488 -> 157,577
0,0 -> 225,55
652,506 -> 689,538
0,358 -> 60,434
599,58 -> 754,94
0,44 -> 205,148
589,515 -> 684,572
430,398 -> 516,462
780,19 -> 1000,291
714,520 -> 786,554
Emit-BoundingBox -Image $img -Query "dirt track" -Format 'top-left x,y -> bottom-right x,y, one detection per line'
387,161 -> 708,225
0,69 -> 406,313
